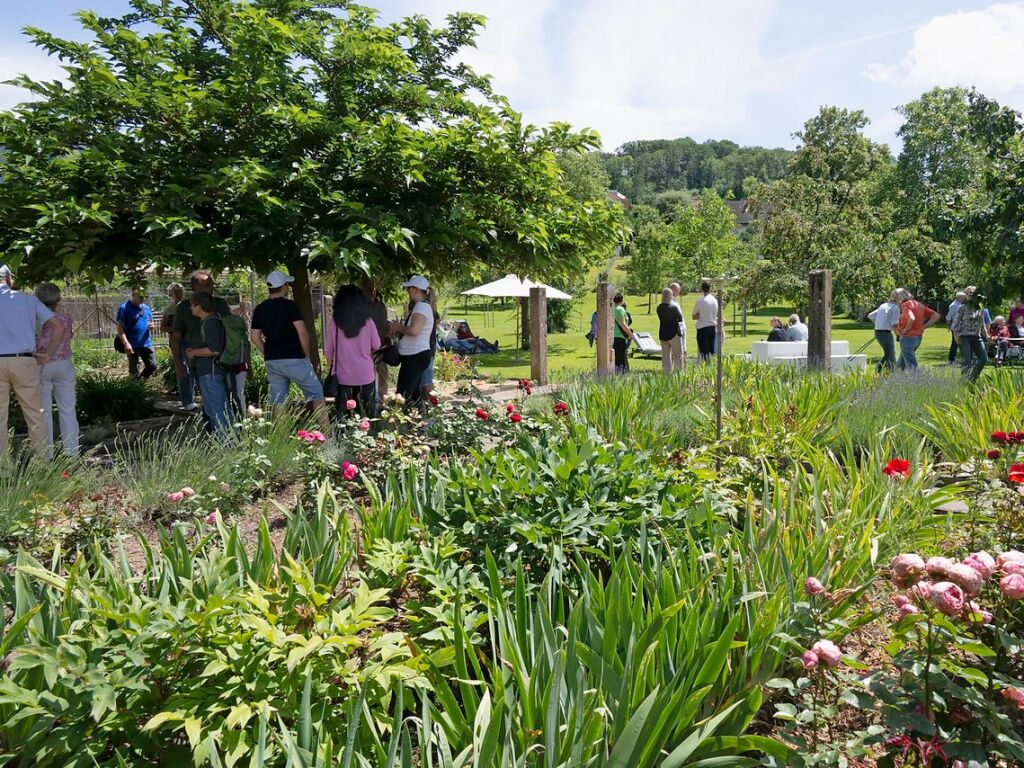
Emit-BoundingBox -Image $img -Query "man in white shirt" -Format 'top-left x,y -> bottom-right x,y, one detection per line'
786,314 -> 809,341
691,280 -> 718,363
945,291 -> 966,365
0,265 -> 65,459
867,291 -> 901,371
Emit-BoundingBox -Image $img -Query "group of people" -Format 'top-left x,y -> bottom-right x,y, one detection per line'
867,287 -> 1024,381
0,265 -> 77,459
766,314 -> 809,342
604,280 -> 721,374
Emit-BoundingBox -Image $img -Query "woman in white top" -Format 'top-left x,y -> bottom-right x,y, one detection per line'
867,290 -> 901,371
389,275 -> 435,409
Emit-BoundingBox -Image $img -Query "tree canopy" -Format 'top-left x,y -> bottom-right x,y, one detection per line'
0,0 -> 623,299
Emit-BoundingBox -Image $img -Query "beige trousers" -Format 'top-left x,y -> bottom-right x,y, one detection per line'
661,336 -> 684,373
375,358 -> 390,397
0,357 -> 48,458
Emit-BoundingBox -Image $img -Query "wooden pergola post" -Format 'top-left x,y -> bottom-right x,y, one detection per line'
808,269 -> 832,372
596,281 -> 614,375
529,287 -> 548,385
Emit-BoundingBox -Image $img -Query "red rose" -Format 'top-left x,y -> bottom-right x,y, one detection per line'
430,395 -> 439,406
506,403 -> 515,413
553,401 -> 569,415
992,431 -> 1010,445
988,449 -> 1001,460
1009,464 -> 1024,484
475,408 -> 489,420
1011,431 -> 1024,444
883,458 -> 911,478
60,470 -> 70,480
510,412 -> 523,423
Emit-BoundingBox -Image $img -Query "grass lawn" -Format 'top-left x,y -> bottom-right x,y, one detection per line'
441,291 -> 956,380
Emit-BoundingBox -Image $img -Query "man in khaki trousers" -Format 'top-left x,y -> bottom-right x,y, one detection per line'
0,265 -> 65,459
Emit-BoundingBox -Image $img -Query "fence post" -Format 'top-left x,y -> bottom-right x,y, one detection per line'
596,282 -> 613,375
529,287 -> 548,385
808,269 -> 832,372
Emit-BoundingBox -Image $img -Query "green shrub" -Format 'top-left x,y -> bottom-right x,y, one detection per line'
75,373 -> 157,425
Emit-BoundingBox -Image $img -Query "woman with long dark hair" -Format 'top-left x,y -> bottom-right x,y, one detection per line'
325,283 -> 381,418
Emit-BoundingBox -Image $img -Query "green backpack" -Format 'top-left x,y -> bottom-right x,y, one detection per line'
219,314 -> 249,368
201,313 -> 249,369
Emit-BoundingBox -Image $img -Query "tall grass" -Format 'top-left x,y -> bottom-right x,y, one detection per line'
0,450 -> 99,538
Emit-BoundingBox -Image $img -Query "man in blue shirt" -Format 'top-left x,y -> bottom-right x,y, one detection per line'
116,289 -> 157,378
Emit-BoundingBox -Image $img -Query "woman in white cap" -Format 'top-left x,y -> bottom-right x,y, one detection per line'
388,275 -> 434,409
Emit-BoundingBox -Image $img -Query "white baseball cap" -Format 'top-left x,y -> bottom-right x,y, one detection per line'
266,270 -> 295,289
401,275 -> 430,291
0,265 -> 11,279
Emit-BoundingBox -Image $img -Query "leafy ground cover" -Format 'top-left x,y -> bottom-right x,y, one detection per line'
1,364 -> 1022,766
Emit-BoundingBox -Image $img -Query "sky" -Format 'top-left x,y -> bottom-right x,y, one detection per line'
2,0 -> 1024,152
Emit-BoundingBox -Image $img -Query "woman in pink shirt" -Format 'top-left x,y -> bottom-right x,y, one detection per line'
325,284 -> 381,419
34,283 -> 79,457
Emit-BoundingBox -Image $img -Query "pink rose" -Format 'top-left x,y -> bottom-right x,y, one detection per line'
358,420 -> 370,432
898,602 -> 920,618
925,556 -> 955,578
297,429 -> 310,440
892,594 -> 912,608
205,512 -> 218,525
962,551 -> 996,580
341,461 -> 351,470
929,582 -> 966,616
346,399 -> 357,410
804,577 -> 827,596
181,486 -> 196,498
1001,687 -> 1024,710
998,551 -> 1024,572
1003,560 -> 1024,576
343,464 -> 359,481
909,580 -> 931,602
811,639 -> 842,667
167,491 -> 185,503
1000,573 -> 1024,600
309,430 -> 326,443
891,554 -> 925,585
800,650 -> 819,670
947,563 -> 985,597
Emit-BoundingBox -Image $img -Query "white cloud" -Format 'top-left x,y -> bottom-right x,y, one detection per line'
864,3 -> 1024,94
395,0 -> 781,150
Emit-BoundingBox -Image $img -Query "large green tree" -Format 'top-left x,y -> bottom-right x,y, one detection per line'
0,0 -> 622,341
668,189 -> 741,287
743,107 -> 920,311
947,91 -> 1024,302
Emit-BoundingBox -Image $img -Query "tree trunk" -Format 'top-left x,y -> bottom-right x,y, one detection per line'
520,296 -> 530,351
289,259 -> 321,373
648,292 -> 652,313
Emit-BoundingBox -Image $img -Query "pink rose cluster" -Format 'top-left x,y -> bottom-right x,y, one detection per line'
889,550 -> 1024,620
166,486 -> 196,503
801,639 -> 842,671
341,461 -> 359,481
297,429 -> 327,443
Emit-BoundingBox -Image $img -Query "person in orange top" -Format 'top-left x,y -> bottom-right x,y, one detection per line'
893,288 -> 939,371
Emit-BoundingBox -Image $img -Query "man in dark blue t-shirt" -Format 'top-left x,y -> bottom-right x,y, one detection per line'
116,289 -> 157,378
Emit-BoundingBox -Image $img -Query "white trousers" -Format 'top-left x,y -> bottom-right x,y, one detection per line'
661,336 -> 684,373
40,358 -> 80,457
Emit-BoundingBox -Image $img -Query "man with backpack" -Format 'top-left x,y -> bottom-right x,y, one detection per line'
171,270 -> 232,413
250,270 -> 327,428
185,292 -> 234,434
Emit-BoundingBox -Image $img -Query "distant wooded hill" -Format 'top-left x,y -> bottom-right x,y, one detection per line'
602,138 -> 794,206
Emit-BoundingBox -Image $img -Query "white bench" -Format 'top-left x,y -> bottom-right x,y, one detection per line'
631,332 -> 662,357
750,341 -> 866,373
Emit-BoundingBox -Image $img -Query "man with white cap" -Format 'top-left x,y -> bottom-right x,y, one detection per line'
0,264 -> 65,459
250,270 -> 326,425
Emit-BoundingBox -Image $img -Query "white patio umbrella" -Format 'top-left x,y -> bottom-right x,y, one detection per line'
461,275 -> 573,358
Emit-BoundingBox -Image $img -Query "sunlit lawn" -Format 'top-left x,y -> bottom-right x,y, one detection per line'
441,291 -> 957,381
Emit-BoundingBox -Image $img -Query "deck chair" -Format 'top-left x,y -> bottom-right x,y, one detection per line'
631,332 -> 662,358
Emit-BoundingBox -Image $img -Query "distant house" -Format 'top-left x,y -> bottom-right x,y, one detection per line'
726,199 -> 770,232
607,190 -> 630,209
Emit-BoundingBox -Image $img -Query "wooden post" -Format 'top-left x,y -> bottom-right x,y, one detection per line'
808,269 -> 832,372
596,281 -> 613,375
529,287 -> 548,385
715,280 -> 725,451
741,304 -> 748,337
